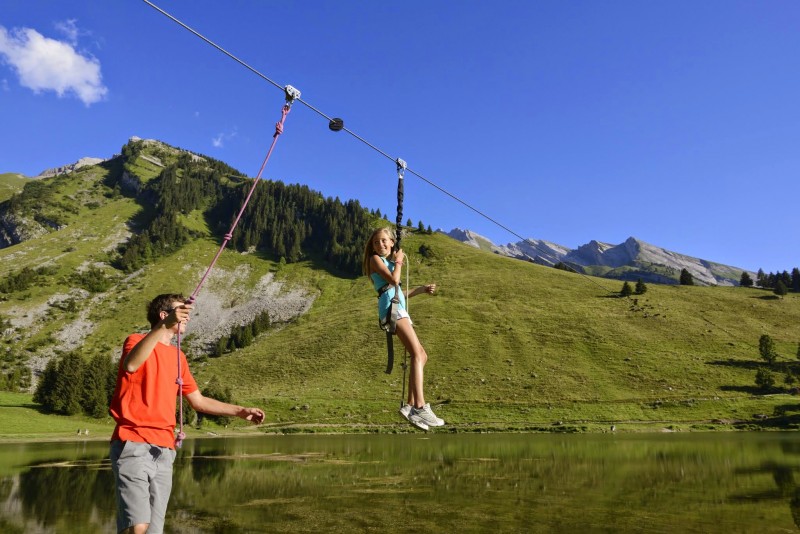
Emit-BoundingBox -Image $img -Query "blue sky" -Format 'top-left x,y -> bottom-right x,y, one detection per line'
1,1 -> 798,273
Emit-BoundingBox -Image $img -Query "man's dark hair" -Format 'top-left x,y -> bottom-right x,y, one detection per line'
146,293 -> 186,327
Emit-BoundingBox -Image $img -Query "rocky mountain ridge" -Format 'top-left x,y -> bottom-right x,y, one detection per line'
2,148 -> 749,287
444,228 -> 750,286
36,157 -> 106,179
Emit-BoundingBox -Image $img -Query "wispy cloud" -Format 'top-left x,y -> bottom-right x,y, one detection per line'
0,21 -> 107,106
54,19 -> 80,45
211,128 -> 238,148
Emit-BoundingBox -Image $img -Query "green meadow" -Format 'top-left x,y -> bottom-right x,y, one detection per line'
1,155 -> 798,441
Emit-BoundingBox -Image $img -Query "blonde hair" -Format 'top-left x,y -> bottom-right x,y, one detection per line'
362,227 -> 395,276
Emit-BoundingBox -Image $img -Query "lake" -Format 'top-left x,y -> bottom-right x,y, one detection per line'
1,432 -> 799,532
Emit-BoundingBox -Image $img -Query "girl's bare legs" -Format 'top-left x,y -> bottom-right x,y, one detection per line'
395,318 -> 427,408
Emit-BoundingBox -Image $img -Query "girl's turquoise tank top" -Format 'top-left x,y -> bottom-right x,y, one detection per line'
370,255 -> 406,321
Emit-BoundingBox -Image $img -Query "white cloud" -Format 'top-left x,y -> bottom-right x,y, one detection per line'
0,24 -> 107,106
211,128 -> 238,149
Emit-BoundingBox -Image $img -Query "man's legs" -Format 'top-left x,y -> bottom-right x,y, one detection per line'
111,440 -> 175,534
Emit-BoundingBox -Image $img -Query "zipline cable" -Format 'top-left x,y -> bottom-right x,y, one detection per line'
140,0 -> 623,298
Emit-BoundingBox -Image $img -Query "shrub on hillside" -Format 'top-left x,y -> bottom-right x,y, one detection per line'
755,367 -> 776,392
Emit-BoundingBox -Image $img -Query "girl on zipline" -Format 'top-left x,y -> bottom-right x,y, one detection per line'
362,227 -> 444,430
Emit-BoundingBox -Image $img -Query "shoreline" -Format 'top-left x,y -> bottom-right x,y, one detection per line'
0,418 -> 790,444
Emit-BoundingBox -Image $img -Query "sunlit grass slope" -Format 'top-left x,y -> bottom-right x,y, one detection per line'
1,151 -> 798,437
0,173 -> 28,203
191,231 -> 800,433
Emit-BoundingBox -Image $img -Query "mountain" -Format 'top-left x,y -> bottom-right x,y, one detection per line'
1,138 -> 799,436
37,157 -> 107,179
0,173 -> 29,203
445,229 -> 749,286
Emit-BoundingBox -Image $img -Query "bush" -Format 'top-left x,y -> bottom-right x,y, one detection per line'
71,266 -> 113,293
197,376 -> 234,427
755,367 -> 776,392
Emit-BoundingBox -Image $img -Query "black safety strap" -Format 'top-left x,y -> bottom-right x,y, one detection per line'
377,282 -> 401,374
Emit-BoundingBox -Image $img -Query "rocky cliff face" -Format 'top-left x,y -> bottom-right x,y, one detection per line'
445,228 -> 500,252
444,230 -> 750,286
36,157 -> 106,178
0,210 -> 49,248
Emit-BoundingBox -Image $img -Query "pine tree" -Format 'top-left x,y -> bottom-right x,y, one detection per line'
740,271 -> 754,288
634,278 -> 648,295
33,358 -> 58,408
759,334 -> 777,365
774,280 -> 788,297
679,269 -> 694,286
620,281 -> 633,297
82,354 -> 113,418
51,353 -> 85,415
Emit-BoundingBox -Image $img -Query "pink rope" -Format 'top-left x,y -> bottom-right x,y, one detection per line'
174,103 -> 292,448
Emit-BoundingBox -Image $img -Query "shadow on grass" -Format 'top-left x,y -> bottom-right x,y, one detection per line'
708,359 -> 762,370
719,384 -> 763,394
3,402 -> 50,413
734,414 -> 800,430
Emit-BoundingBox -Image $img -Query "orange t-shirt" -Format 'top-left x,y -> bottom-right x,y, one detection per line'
109,333 -> 198,448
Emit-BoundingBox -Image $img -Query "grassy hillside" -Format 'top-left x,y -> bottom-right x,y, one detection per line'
0,173 -> 28,203
1,152 -> 799,439
196,231 -> 800,433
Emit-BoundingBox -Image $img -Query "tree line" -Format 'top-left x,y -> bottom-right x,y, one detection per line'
34,352 -> 116,417
33,350 -> 239,426
113,140 -> 395,275
740,268 -> 800,296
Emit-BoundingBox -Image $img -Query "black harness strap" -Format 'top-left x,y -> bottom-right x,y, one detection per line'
377,282 -> 401,374
384,158 -> 407,375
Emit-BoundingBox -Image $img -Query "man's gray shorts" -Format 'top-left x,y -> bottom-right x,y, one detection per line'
110,440 -> 176,534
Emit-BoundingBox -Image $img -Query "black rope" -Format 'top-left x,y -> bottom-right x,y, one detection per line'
395,160 -> 405,251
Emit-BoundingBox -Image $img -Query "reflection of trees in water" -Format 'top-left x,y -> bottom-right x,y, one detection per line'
0,476 -> 13,502
17,459 -> 115,529
733,459 -> 800,528
188,439 -> 231,483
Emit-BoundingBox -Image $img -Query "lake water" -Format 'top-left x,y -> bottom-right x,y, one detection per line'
1,432 -> 799,533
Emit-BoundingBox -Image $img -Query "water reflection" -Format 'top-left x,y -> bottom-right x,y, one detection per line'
0,433 -> 799,532
731,438 -> 800,529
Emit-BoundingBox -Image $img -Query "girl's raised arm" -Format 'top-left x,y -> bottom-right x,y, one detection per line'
370,253 -> 402,286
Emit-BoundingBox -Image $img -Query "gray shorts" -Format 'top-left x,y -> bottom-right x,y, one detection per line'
110,440 -> 176,534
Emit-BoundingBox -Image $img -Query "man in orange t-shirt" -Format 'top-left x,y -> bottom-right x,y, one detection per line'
109,293 -> 265,534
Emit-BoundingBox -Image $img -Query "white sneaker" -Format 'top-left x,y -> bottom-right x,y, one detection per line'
412,403 -> 445,427
400,403 -> 428,430
407,411 -> 429,431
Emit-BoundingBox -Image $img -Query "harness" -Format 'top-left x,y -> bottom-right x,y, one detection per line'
376,281 -> 401,374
